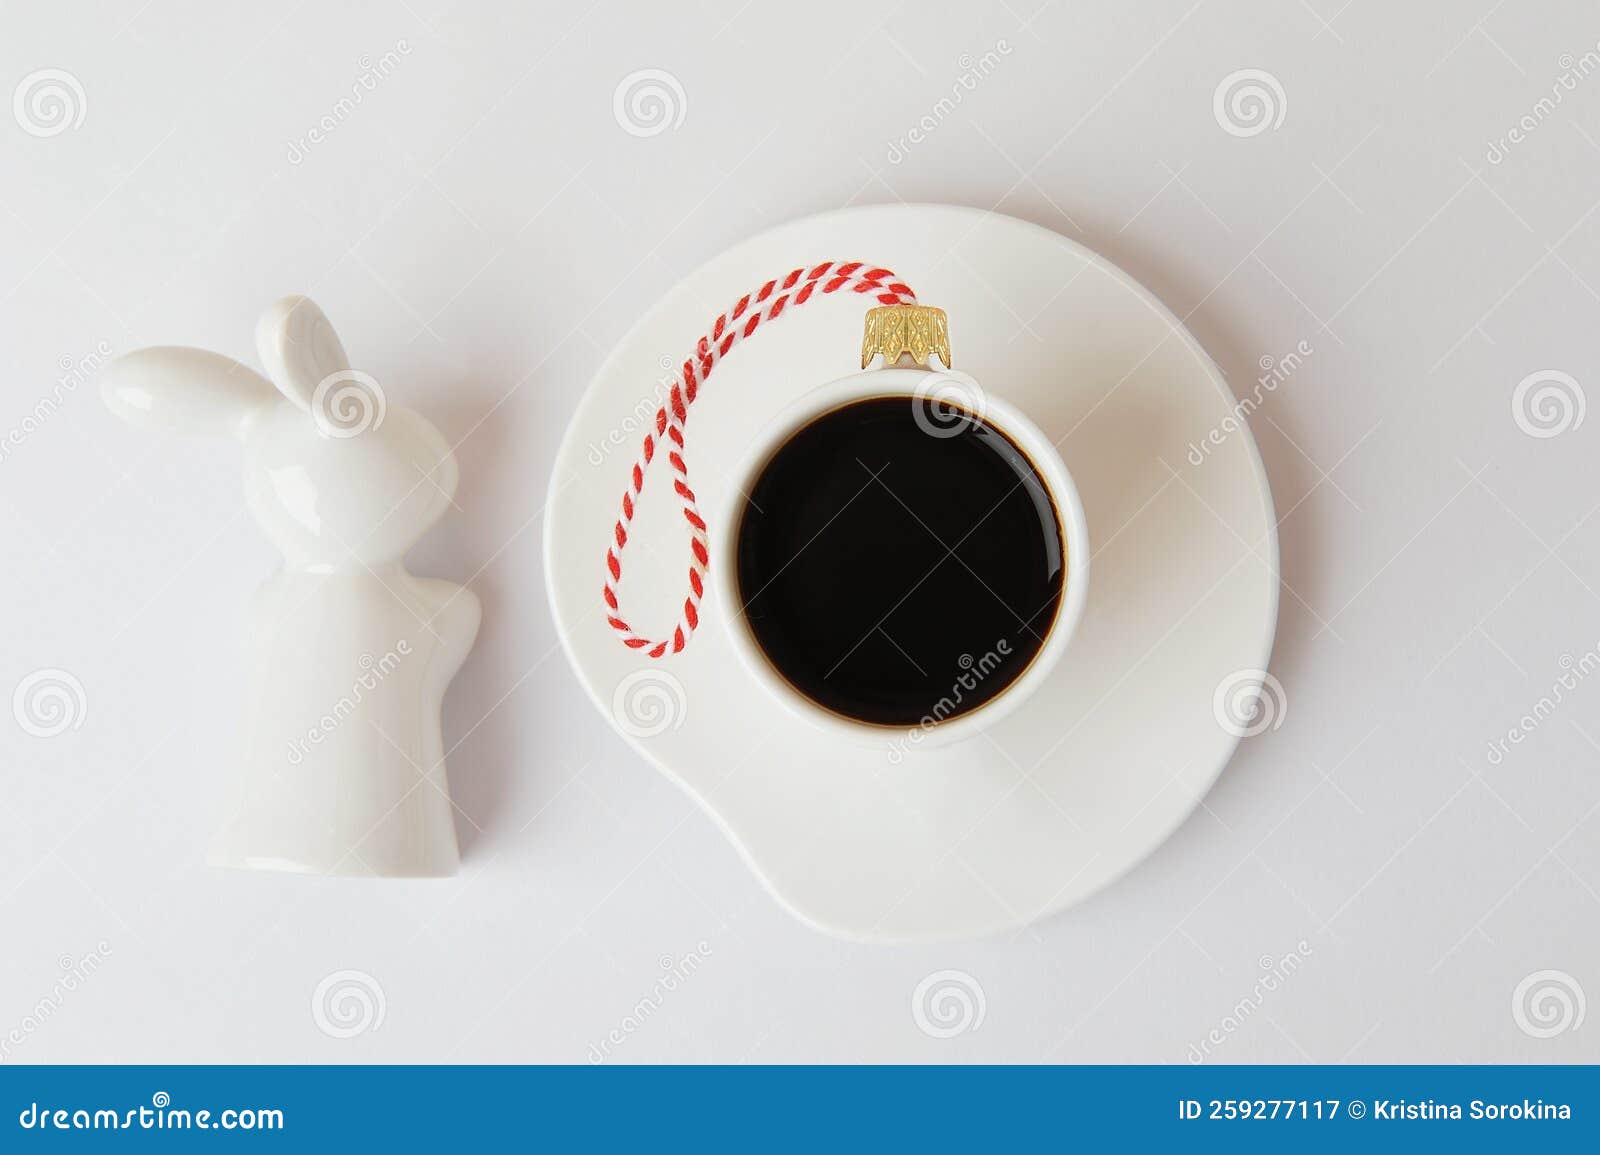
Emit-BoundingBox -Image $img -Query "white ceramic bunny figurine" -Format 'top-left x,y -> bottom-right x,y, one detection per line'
100,296 -> 480,877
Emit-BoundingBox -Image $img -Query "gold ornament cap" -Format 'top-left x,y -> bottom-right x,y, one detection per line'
860,304 -> 951,369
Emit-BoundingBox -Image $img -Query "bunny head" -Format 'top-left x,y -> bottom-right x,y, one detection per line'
101,296 -> 458,569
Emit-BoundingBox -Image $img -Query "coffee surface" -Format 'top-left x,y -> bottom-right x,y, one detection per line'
735,395 -> 1064,727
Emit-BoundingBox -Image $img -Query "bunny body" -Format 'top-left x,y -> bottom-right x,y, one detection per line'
101,298 -> 479,876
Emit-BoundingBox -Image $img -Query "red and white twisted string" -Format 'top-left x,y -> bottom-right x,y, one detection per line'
604,260 -> 917,658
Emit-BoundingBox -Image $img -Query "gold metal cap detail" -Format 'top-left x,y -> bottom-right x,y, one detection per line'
860,304 -> 951,369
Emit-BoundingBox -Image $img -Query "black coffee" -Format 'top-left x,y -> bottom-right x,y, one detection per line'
734,395 -> 1064,727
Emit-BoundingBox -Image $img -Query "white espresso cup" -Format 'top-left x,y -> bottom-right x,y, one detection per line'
715,366 -> 1089,748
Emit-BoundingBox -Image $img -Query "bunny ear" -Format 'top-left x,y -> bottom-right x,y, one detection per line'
255,295 -> 351,412
99,347 -> 277,439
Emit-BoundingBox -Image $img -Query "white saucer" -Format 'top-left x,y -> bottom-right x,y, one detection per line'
544,204 -> 1277,941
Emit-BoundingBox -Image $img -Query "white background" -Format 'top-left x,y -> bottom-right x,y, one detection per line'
2,0 -> 1598,1063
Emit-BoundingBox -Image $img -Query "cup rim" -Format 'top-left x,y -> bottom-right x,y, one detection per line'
713,367 -> 1091,750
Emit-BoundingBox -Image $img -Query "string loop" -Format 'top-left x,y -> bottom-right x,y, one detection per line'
603,261 -> 916,658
